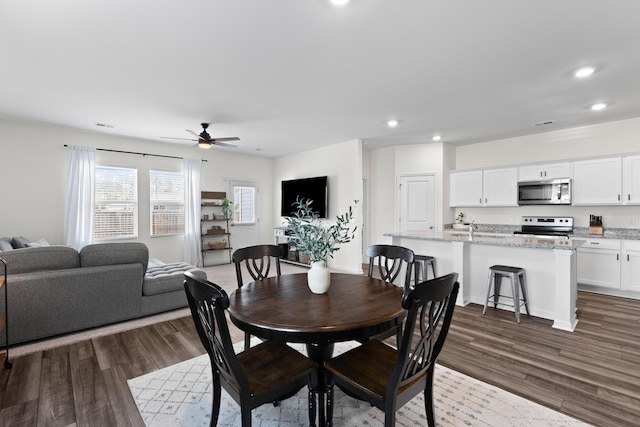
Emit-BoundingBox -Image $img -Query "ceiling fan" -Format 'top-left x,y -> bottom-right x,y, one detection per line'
162,123 -> 240,149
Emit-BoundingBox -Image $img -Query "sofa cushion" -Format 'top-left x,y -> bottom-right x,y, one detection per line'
143,259 -> 206,296
80,242 -> 149,276
12,236 -> 30,248
0,246 -> 80,274
0,239 -> 13,251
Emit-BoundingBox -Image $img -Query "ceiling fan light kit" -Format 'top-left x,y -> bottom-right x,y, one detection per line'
163,123 -> 240,149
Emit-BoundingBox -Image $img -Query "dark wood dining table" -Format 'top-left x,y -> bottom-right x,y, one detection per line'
227,272 -> 406,427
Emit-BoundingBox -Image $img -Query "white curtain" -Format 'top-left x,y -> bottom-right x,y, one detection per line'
183,157 -> 202,266
64,145 -> 96,250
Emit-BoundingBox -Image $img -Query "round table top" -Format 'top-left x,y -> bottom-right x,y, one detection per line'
228,272 -> 406,344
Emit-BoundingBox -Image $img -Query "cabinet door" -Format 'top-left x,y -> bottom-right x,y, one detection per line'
482,168 -> 518,206
622,155 -> 640,205
573,157 -> 622,205
518,162 -> 572,181
450,170 -> 483,207
622,241 -> 640,292
577,239 -> 621,289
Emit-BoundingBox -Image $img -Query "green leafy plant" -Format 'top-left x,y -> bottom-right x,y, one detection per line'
456,212 -> 466,224
221,198 -> 232,220
285,197 -> 358,263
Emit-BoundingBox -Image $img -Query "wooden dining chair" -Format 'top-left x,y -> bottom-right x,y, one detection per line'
183,271 -> 318,427
366,244 -> 415,345
232,244 -> 284,350
324,272 -> 459,427
366,244 -> 415,291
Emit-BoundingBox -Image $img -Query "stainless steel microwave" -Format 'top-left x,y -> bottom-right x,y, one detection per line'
517,178 -> 571,205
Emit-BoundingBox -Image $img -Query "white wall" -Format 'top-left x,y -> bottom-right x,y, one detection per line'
367,142 -> 456,244
273,139 -> 364,273
453,116 -> 640,228
0,118 -> 274,262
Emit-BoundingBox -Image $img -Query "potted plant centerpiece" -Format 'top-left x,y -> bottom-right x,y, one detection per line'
285,197 -> 358,294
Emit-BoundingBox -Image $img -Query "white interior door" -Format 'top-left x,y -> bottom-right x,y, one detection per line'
399,174 -> 436,232
229,181 -> 259,252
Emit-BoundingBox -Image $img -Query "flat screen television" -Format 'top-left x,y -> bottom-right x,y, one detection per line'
281,176 -> 328,218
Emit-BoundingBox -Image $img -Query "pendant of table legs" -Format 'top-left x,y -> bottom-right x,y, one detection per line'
305,342 -> 335,427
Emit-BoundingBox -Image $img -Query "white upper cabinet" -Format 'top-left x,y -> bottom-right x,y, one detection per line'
622,155 -> 640,205
483,167 -> 518,206
518,162 -> 573,181
450,167 -> 518,207
450,170 -> 483,207
573,157 -> 622,205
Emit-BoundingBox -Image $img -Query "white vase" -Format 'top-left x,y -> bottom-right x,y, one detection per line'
307,261 -> 331,294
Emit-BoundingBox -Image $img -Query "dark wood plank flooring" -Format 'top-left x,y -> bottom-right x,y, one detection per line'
0,291 -> 638,426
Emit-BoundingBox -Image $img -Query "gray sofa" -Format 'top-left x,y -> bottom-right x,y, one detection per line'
0,242 -> 206,346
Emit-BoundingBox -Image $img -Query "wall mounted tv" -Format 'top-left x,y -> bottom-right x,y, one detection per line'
281,176 -> 328,218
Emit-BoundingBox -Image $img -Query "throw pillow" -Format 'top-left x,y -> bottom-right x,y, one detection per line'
0,240 -> 13,251
27,238 -> 50,248
12,236 -> 31,248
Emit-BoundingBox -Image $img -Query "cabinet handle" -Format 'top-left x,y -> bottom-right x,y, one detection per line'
589,242 -> 599,245
628,254 -> 630,261
540,171 -> 543,177
617,254 -> 619,261
485,198 -> 487,204
479,198 -> 482,204
629,194 -> 631,201
618,194 -> 621,201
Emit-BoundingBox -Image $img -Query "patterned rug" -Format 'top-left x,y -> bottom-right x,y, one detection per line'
128,341 -> 590,427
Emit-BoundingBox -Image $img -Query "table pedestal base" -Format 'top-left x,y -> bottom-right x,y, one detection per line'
306,343 -> 335,427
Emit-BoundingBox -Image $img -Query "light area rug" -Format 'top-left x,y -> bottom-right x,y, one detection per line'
128,340 -> 590,427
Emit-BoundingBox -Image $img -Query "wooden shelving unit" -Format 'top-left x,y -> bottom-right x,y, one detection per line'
1,258 -> 11,369
201,191 -> 232,266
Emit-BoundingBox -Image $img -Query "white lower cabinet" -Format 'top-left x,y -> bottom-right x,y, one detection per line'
577,238 -> 621,289
622,241 -> 640,292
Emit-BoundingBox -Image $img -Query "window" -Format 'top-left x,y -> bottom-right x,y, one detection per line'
233,185 -> 256,224
94,166 -> 137,239
150,170 -> 184,236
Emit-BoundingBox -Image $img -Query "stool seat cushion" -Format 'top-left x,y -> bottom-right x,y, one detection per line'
489,265 -> 524,274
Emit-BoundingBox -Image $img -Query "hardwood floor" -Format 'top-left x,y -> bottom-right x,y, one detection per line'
0,290 -> 638,426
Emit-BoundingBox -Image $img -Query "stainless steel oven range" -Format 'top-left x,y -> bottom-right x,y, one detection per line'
513,216 -> 573,238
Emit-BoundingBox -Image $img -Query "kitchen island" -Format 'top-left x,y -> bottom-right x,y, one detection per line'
385,231 -> 585,331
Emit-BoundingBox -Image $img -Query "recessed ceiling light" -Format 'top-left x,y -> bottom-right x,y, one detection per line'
432,135 -> 442,141
387,119 -> 399,128
574,66 -> 595,78
330,0 -> 350,6
591,103 -> 607,111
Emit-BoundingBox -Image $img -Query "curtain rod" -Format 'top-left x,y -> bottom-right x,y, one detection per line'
63,145 -> 207,162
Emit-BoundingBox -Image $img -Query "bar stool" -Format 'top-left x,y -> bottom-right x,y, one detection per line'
483,265 -> 530,323
412,255 -> 436,288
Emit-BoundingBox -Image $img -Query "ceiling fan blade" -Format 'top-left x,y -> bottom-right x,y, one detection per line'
186,129 -> 205,140
212,137 -> 240,142
161,136 -> 198,141
212,141 -> 237,148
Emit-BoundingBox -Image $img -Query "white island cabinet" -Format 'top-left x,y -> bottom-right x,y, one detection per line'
385,231 -> 583,332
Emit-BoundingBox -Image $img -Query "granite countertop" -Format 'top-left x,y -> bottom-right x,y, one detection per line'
385,230 -> 584,250
442,224 -> 640,241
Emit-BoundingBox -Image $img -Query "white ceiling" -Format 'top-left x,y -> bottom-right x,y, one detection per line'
2,1 -> 640,157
